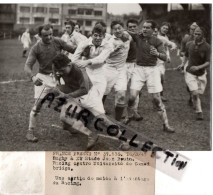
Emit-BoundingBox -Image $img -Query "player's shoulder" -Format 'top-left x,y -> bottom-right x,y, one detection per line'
30,41 -> 41,52
203,41 -> 210,49
70,63 -> 82,75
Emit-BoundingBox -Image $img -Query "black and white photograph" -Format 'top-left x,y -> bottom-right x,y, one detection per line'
0,2 -> 212,195
0,3 -> 211,152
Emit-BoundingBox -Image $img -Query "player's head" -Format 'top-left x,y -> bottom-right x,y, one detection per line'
74,22 -> 81,32
189,22 -> 199,36
64,20 -> 75,35
39,24 -> 53,44
91,24 -> 105,46
194,27 -> 205,43
52,53 -> 72,76
153,27 -> 159,37
95,21 -> 107,33
142,20 -> 157,37
126,19 -> 138,33
111,21 -> 124,38
160,22 -> 171,35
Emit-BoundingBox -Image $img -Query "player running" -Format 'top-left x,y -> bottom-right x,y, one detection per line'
24,24 -> 75,142
126,20 -> 174,133
178,22 -> 199,106
153,23 -> 177,102
124,18 -> 143,121
179,27 -> 210,120
103,21 -> 131,122
72,24 -> 115,114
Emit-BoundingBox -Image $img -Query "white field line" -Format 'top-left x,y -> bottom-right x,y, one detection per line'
0,79 -> 28,84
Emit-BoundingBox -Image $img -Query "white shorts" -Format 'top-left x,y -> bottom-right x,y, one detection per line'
157,60 -> 165,76
130,65 -> 163,93
184,71 -> 207,94
79,85 -> 105,115
34,73 -> 57,99
104,65 -> 128,95
126,62 -> 136,81
86,67 -> 107,96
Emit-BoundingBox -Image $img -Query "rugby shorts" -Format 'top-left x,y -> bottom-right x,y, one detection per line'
34,73 -> 57,99
184,71 -> 207,94
130,65 -> 163,93
104,65 -> 128,95
126,62 -> 136,81
156,60 -> 165,76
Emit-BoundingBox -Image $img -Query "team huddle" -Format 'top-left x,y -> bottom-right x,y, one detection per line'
23,19 -> 210,150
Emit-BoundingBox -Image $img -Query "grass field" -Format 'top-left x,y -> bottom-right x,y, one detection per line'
0,39 -> 211,151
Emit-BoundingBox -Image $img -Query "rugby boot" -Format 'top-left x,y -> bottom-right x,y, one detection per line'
196,112 -> 204,120
26,131 -> 38,142
133,111 -> 143,121
87,133 -> 99,150
122,116 -> 133,125
119,142 -> 131,151
163,124 -> 175,133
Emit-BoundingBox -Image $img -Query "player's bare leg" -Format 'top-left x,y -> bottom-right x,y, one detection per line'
124,89 -> 140,124
152,93 -> 174,133
26,100 -> 43,142
191,91 -> 203,120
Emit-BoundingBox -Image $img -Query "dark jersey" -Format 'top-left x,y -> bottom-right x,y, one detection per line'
58,65 -> 92,98
130,33 -> 166,66
186,41 -> 210,76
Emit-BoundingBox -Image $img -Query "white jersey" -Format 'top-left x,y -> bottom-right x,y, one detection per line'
157,34 -> 176,64
106,35 -> 130,69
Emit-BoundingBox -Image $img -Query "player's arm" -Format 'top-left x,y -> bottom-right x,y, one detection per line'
72,41 -> 88,61
165,39 -> 177,51
58,38 -> 76,54
85,43 -> 114,68
24,46 -> 36,78
153,41 -> 167,61
126,30 -> 137,42
24,46 -> 43,86
177,42 -> 190,70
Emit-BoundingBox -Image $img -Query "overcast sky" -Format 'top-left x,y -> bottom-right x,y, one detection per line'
107,3 -> 141,15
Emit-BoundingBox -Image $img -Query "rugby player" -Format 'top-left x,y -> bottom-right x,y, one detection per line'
103,21 -> 131,121
182,27 -> 210,120
24,24 -> 76,142
52,53 -> 99,149
126,20 -> 174,133
61,20 -> 87,60
125,18 -> 143,121
72,24 -> 115,115
154,23 -> 177,102
178,22 -> 199,106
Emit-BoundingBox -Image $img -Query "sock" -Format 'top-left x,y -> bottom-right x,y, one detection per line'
102,95 -> 107,104
115,104 -> 126,121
